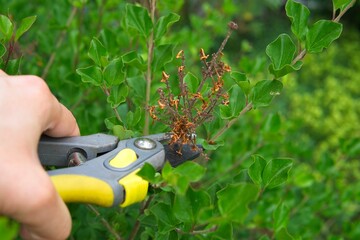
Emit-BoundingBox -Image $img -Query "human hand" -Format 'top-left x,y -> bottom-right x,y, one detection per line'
0,70 -> 80,239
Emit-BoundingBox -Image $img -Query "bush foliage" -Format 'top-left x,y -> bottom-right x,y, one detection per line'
0,0 -> 359,239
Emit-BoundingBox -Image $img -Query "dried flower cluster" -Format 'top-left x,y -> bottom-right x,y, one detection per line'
149,22 -> 238,154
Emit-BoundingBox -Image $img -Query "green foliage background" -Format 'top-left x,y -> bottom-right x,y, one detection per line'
0,0 -> 359,239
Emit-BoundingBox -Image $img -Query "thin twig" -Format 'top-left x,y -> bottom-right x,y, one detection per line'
128,195 -> 154,240
209,102 -> 253,142
333,0 -> 356,22
41,6 -> 77,79
175,225 -> 218,235
143,0 -> 156,135
87,204 -> 122,240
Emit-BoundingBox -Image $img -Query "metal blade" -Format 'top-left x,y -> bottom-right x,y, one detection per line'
164,143 -> 203,167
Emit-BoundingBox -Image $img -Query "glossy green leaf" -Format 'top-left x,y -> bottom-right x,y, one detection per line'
220,84 -> 246,119
76,66 -> 103,86
269,60 -> 303,78
285,0 -> 310,40
125,107 -> 142,128
263,158 -> 293,189
217,183 -> 259,223
112,125 -> 134,140
5,58 -> 22,75
154,12 -> 180,41
0,15 -> 13,40
248,155 -> 267,185
273,202 -> 290,232
250,80 -> 283,108
88,37 -> 108,67
173,161 -> 205,183
306,20 -> 342,53
197,138 -> 224,151
184,72 -> 199,93
137,163 -> 158,183
107,84 -> 129,108
122,51 -> 147,71
152,44 -> 176,71
230,71 -> 250,95
103,58 -> 125,87
333,0 -> 354,11
266,34 -> 296,69
0,217 -> 19,240
125,4 -> 153,38
15,15 -> 37,41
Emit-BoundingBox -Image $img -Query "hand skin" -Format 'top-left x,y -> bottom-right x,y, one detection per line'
0,70 -> 79,239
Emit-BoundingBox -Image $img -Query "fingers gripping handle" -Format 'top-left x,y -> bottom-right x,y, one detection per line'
49,148 -> 149,207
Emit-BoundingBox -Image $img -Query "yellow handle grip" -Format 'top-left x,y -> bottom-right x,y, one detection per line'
51,175 -> 115,207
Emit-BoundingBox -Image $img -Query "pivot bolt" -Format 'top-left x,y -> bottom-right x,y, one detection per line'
134,138 -> 156,150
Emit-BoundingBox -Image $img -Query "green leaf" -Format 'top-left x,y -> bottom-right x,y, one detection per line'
112,125 -> 134,140
248,155 -> 267,185
262,158 -> 293,189
15,15 -> 37,41
107,84 -> 129,108
333,0 -> 354,11
154,12 -> 180,41
0,42 -> 5,58
122,51 -> 147,71
5,57 -> 22,75
0,217 -> 19,240
201,140 -> 224,151
230,71 -> 250,95
285,0 -> 310,40
149,203 -> 179,233
220,84 -> 246,119
173,188 -> 211,223
266,34 -> 296,69
184,72 -> 199,93
268,60 -> 303,79
152,44 -> 176,71
262,113 -> 281,133
305,20 -> 343,53
273,202 -> 290,232
275,227 -> 294,240
137,163 -> 158,183
250,80 -> 283,108
125,107 -> 142,128
103,58 -> 125,87
0,15 -> 13,41
217,183 -> 259,223
173,161 -> 206,183
88,37 -> 108,67
125,4 -> 153,38
76,66 -> 103,86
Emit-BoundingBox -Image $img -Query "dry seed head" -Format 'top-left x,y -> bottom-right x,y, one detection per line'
161,71 -> 170,83
176,50 -> 184,59
200,48 -> 209,61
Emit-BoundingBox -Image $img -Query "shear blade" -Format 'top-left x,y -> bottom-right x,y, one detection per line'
164,144 -> 203,167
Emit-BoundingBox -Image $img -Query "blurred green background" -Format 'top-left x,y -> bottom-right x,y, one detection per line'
1,0 -> 359,239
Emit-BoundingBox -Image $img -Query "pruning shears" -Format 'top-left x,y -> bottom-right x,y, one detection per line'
38,133 -> 202,208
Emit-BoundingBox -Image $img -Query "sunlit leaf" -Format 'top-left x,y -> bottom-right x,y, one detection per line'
88,37 -> 108,67
107,84 -> 129,108
154,12 -> 180,41
250,80 -> 283,108
230,71 -> 250,95
76,65 -> 103,86
0,15 -> 13,41
306,20 -> 342,53
125,4 -> 153,38
263,158 -> 293,189
248,155 -> 267,185
15,15 -> 37,41
103,58 -> 125,87
273,202 -> 290,232
333,0 -> 354,11
184,72 -> 199,93
285,0 -> 310,40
